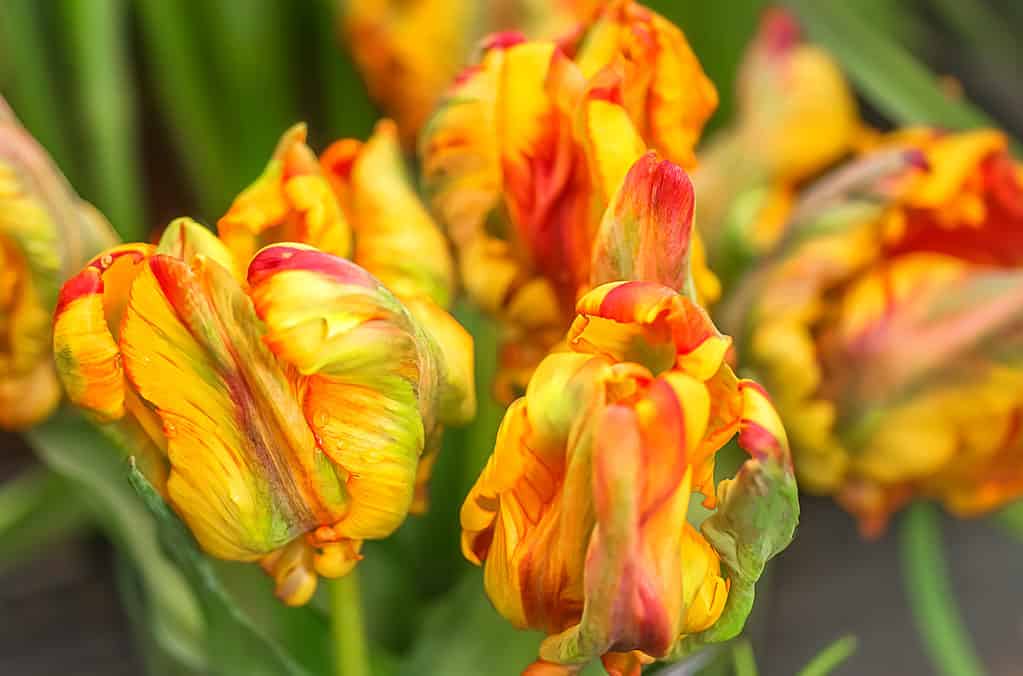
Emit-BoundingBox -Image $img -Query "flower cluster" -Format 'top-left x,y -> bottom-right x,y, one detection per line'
53,122 -> 475,604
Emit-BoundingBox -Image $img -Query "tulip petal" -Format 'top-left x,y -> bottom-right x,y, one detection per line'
248,244 -> 434,542
321,119 -> 454,308
121,252 -> 348,560
218,124 -> 351,266
590,152 -> 695,292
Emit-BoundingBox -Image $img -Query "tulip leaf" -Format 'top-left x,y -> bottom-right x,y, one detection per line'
795,635 -> 858,676
127,462 -> 315,676
26,412 -> 206,671
0,466 -> 90,572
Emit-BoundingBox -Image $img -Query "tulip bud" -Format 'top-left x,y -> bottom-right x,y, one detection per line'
738,127 -> 1023,533
55,216 -> 467,605
0,98 -> 116,428
461,155 -> 797,673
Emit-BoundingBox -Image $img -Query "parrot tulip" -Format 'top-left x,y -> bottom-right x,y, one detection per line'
461,153 -> 798,674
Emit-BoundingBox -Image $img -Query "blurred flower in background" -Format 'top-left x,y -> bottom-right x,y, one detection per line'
0,97 -> 117,429
342,0 -> 593,147
420,0 -> 719,402
461,154 -> 798,675
730,127 -> 1023,535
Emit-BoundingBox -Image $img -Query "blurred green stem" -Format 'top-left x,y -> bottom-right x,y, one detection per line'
0,1 -> 77,179
332,572 -> 371,676
996,501 -> 1023,541
900,503 -> 986,676
60,0 -> 146,240
796,635 -> 857,676
732,640 -> 758,676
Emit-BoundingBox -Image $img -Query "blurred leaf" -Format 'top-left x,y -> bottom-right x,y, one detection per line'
900,503 -> 987,676
795,635 -> 857,676
783,0 -> 1007,142
128,462 -> 314,676
0,1 -> 78,179
27,412 -> 206,671
196,0 -> 300,186
59,0 -> 147,240
134,0 -> 234,217
930,0 -> 1017,73
312,0 -> 377,143
996,500 -> 1023,541
0,467 -> 90,572
398,571 -> 602,676
115,554 -> 205,676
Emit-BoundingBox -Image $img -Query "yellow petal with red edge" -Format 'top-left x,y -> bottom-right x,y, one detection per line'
247,244 -> 433,541
122,252 -> 348,560
321,119 -> 454,308
218,124 -> 351,266
53,244 -> 154,421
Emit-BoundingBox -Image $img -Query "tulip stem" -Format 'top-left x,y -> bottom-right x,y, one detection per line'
331,572 -> 371,676
900,503 -> 987,676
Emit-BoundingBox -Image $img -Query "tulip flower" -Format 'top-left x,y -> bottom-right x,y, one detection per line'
461,154 -> 798,674
695,8 -> 861,284
220,119 -> 475,511
727,127 -> 1023,535
0,100 -> 116,429
54,216 -> 473,605
342,0 -> 591,147
421,1 -> 719,400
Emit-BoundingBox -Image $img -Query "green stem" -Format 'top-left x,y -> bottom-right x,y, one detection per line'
796,635 -> 857,676
732,639 -> 758,676
59,0 -> 146,240
997,501 -> 1023,541
332,572 -> 371,676
900,503 -> 987,676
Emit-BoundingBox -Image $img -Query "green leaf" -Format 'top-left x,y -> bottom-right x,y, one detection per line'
127,461 -> 315,676
398,571 -> 603,676
900,503 -> 987,676
58,0 -> 147,240
134,0 -> 234,217
796,635 -> 857,676
26,412 -> 205,671
782,0 -> 1006,139
732,640 -> 758,676
0,467 -> 91,572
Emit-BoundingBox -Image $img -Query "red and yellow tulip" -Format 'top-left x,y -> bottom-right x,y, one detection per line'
54,120 -> 476,604
342,0 -> 596,147
220,119 -> 475,511
461,154 -> 798,674
420,1 -> 719,400
0,99 -> 116,429
732,128 -> 1023,534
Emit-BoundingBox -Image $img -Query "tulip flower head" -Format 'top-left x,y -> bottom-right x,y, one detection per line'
0,100 -> 116,429
461,154 -> 798,674
734,128 -> 1023,534
421,1 -> 720,400
220,119 -> 475,511
55,121 -> 476,604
